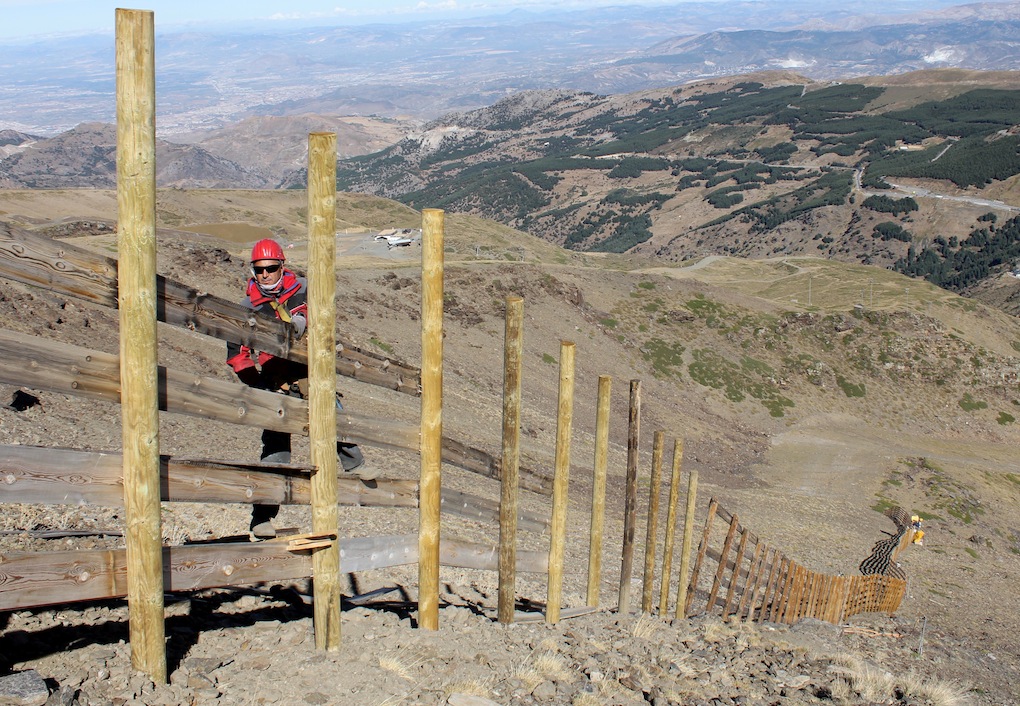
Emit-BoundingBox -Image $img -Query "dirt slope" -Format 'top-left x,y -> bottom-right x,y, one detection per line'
0,189 -> 1018,704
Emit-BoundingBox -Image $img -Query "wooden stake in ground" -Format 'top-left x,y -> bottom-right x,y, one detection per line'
658,439 -> 684,616
306,131 -> 341,650
586,375 -> 611,608
618,379 -> 641,614
674,467 -> 698,619
546,340 -> 575,624
419,208 -> 444,631
498,296 -> 524,624
115,7 -> 165,683
641,430 -> 665,614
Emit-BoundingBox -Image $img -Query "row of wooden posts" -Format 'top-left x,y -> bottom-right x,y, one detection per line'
0,7 -> 909,684
683,500 -> 909,624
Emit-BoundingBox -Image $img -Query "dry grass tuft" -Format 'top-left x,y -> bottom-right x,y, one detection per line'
443,676 -> 495,699
901,671 -> 973,706
378,650 -> 424,681
828,654 -> 972,705
829,654 -> 894,701
703,619 -> 738,644
631,613 -> 658,639
513,647 -> 575,691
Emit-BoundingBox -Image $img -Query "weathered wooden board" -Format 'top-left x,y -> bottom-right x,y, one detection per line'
338,534 -> 547,574
0,444 -> 418,508
0,543 -> 313,611
0,534 -> 549,611
0,223 -> 420,394
0,329 -> 513,481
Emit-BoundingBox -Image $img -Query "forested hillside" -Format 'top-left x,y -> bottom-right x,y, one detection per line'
337,72 -> 1020,303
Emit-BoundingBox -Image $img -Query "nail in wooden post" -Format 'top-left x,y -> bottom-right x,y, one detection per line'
682,494 -> 715,618
617,379 -> 641,615
658,439 -> 684,616
116,8 -> 165,683
674,474 -> 701,618
640,431 -> 665,614
418,208 -> 444,631
546,341 -> 575,625
498,296 -> 524,624
586,375 -> 611,608
307,131 -> 341,650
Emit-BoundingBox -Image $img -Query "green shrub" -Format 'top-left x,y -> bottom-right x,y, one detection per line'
836,374 -> 866,398
958,393 -> 988,411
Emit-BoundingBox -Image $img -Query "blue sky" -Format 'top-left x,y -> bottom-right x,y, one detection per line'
0,0 -> 669,39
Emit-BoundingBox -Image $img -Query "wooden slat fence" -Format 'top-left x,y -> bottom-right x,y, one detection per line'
682,499 -> 908,625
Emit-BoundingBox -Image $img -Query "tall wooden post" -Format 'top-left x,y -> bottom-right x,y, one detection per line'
498,296 -> 524,624
307,132 -> 340,650
618,379 -> 641,614
419,208 -> 444,630
674,468 -> 699,619
116,8 -> 165,683
586,375 -> 611,607
546,340 -> 575,624
658,439 -> 684,616
641,430 -> 665,614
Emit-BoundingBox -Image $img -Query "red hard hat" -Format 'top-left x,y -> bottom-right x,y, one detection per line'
250,239 -> 285,263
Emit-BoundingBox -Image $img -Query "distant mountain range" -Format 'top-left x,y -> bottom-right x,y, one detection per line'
0,0 -> 1017,137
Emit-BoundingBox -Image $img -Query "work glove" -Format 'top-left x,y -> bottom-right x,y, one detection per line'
290,313 -> 307,339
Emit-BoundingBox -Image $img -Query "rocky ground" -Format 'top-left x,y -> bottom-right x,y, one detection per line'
0,209 -> 1017,705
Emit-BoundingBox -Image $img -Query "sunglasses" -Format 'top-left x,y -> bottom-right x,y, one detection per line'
252,264 -> 281,275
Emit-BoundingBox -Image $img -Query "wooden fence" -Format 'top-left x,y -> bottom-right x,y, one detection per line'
682,500 -> 910,624
0,7 -> 914,680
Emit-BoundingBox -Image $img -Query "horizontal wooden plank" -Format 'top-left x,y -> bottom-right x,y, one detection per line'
0,444 -> 558,526
0,543 -> 313,611
441,487 -> 548,534
0,330 -> 512,482
502,606 -> 600,623
338,534 -> 547,573
0,223 -> 420,395
0,531 -> 549,611
0,444 -> 418,509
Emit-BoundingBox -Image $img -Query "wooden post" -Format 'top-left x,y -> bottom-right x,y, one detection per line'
762,550 -> 784,622
658,439 -> 684,616
498,296 -> 524,624
707,513 -> 739,614
116,8 -> 165,683
419,208 -> 444,631
618,379 -> 641,614
683,495 -> 715,617
546,341 -> 575,624
737,542 -> 765,621
586,375 -> 611,608
674,468 -> 700,619
768,558 -> 790,622
722,528 -> 750,618
307,132 -> 341,650
638,430 -> 663,614
782,564 -> 805,624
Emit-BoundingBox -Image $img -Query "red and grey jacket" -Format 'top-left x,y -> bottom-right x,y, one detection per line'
226,270 -> 308,374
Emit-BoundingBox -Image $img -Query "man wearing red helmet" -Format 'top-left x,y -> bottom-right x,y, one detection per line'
226,238 -> 365,539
